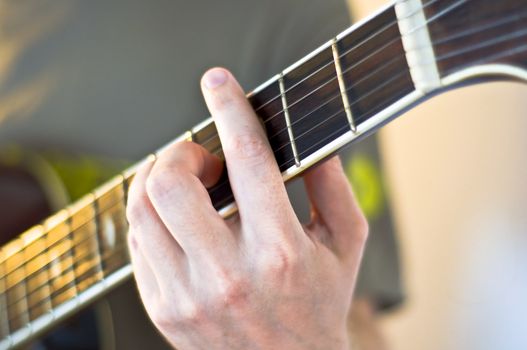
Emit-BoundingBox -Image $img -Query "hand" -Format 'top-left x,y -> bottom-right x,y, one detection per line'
126,68 -> 368,350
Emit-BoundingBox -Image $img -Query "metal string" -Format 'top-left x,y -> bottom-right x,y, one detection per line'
1,200 -> 128,314
200,0 -> 471,154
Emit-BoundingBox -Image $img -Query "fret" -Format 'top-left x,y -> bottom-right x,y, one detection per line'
24,238 -> 51,320
278,73 -> 300,167
45,215 -> 77,308
338,6 -> 414,126
4,248 -> 29,333
283,43 -> 351,163
94,178 -> 130,277
69,195 -> 104,292
331,38 -> 357,132
96,203 -> 130,276
249,79 -> 296,171
95,175 -> 125,212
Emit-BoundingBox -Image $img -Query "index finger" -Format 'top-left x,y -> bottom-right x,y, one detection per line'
200,68 -> 296,229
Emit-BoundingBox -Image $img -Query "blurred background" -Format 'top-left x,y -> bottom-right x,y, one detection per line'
0,0 -> 526,349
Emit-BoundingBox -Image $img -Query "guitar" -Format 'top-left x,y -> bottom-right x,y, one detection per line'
1,0 -> 526,348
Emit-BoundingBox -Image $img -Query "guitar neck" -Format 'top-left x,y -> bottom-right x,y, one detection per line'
2,0 -> 526,348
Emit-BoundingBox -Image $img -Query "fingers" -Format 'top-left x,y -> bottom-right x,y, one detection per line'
200,68 -> 296,229
303,156 -> 368,258
144,141 -> 236,264
126,160 -> 185,282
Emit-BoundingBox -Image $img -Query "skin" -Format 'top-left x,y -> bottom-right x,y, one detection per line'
126,67 -> 369,350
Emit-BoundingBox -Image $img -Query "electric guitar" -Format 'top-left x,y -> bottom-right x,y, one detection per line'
1,0 -> 526,348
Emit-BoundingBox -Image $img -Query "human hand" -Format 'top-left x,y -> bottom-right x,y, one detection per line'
126,68 -> 368,350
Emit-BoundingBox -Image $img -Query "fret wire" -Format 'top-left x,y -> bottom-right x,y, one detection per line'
278,73 -> 301,167
91,193 -> 105,282
331,38 -> 357,132
5,243 -> 129,326
64,215 -> 78,298
1,195 -> 126,294
16,262 -> 30,328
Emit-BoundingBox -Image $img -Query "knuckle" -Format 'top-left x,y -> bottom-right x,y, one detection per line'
214,276 -> 249,309
176,300 -> 205,326
259,245 -> 300,279
354,211 -> 369,244
149,300 -> 175,330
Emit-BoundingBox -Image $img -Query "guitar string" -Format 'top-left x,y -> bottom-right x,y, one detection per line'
292,43 -> 527,163
0,0 -> 453,276
198,0 -> 470,156
206,11 -> 527,194
209,0 -> 524,154
3,240 -> 129,322
6,37 -> 527,323
2,0 -> 525,323
195,0 -> 457,151
2,218 -> 122,308
251,0 -> 446,115
5,244 -> 129,326
255,0 -> 467,122
0,197 -> 125,284
2,200 -> 129,311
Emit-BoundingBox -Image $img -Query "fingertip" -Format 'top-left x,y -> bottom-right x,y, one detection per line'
201,67 -> 230,90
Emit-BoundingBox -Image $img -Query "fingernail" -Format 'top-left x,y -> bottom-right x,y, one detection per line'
203,68 -> 228,90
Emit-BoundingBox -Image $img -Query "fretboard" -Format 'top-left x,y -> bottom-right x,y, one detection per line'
2,0 -> 526,348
